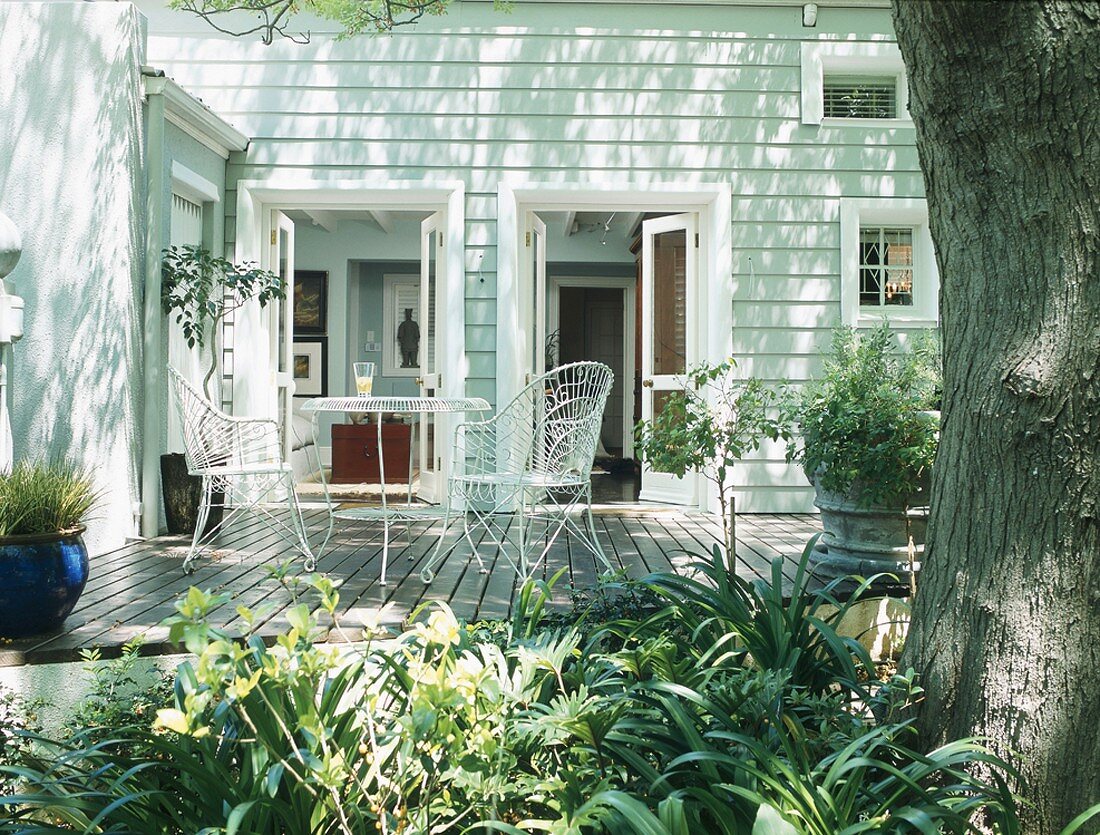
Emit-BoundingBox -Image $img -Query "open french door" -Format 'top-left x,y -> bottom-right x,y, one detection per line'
639,212 -> 699,505
417,212 -> 445,502
521,211 -> 548,382
270,210 -> 295,461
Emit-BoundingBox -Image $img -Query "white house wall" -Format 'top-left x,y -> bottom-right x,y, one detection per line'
0,2 -> 147,551
139,0 -> 925,512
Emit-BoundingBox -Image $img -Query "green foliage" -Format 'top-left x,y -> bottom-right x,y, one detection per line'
635,359 -> 788,550
783,324 -> 941,507
169,0 -> 511,45
0,541 -> 1025,833
0,461 -> 98,538
161,244 -> 285,398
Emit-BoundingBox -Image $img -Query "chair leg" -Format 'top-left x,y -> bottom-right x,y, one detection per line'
583,492 -> 614,574
286,476 -> 315,572
183,477 -> 214,573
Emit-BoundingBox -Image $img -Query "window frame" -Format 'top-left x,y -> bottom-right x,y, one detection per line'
801,42 -> 911,127
840,198 -> 939,328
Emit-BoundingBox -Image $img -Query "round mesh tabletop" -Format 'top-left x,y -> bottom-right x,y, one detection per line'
301,396 -> 491,414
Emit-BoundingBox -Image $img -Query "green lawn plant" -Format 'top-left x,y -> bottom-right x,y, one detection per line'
0,461 -> 97,538
0,539 -> 1028,834
634,359 -> 787,556
783,324 -> 940,508
161,244 -> 285,399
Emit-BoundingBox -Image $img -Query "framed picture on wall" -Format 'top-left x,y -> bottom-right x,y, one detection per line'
293,270 -> 328,334
382,274 -> 431,377
292,337 -> 328,397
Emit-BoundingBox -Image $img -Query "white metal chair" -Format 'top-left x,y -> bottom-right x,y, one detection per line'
422,361 -> 615,582
168,365 -> 315,573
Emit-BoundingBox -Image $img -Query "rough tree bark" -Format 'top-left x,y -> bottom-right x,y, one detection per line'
892,2 -> 1100,832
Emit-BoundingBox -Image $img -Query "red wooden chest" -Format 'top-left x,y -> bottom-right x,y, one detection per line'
331,422 -> 413,484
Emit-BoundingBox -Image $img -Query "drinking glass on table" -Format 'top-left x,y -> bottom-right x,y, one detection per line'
353,362 -> 376,396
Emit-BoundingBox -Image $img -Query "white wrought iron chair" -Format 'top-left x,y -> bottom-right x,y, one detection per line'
168,365 -> 315,573
421,361 -> 615,582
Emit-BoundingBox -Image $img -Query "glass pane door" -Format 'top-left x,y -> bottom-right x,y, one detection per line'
418,213 -> 443,502
639,213 -> 698,505
270,210 -> 295,462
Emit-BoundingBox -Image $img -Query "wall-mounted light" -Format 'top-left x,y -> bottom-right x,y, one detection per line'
802,2 -> 818,27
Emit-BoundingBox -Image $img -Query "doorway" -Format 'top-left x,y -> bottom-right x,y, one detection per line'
232,180 -> 465,503
515,201 -> 714,507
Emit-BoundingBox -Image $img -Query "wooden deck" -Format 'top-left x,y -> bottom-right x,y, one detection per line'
0,508 -> 822,668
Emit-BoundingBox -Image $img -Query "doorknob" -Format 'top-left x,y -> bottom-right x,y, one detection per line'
642,379 -> 654,388
415,377 -> 423,387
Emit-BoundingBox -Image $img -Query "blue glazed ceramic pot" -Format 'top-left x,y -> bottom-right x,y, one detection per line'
0,527 -> 89,637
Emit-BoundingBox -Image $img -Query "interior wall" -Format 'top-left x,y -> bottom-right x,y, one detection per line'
355,261 -> 420,399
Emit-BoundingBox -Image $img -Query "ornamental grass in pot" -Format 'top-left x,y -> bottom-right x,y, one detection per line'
0,462 -> 98,637
783,324 -> 940,586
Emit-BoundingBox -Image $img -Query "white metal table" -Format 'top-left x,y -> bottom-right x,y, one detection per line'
301,396 -> 490,584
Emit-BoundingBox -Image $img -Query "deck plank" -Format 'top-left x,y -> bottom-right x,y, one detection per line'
0,510 -> 822,667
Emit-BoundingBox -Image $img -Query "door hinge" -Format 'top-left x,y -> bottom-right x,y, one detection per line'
525,231 -> 531,247
694,232 -> 699,248
270,230 -> 277,245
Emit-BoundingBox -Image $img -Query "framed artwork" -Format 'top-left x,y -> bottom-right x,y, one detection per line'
382,274 -> 432,378
292,337 -> 328,397
293,270 -> 328,334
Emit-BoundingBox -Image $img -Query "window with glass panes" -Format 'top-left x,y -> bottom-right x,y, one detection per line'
859,226 -> 914,307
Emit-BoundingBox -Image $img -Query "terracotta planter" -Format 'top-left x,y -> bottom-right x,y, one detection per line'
810,474 -> 928,586
0,527 -> 89,637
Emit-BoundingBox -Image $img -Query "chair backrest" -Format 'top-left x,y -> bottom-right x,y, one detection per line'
530,362 -> 614,477
168,365 -> 238,473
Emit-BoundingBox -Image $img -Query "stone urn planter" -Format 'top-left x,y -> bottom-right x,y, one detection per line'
0,527 -> 89,637
810,473 -> 929,586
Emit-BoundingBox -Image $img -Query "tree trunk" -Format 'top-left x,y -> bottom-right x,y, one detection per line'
891,2 -> 1100,832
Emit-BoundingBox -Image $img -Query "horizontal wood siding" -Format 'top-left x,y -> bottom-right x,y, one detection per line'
142,0 -> 923,513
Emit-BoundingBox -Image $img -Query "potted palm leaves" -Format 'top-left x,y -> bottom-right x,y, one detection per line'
0,462 -> 98,636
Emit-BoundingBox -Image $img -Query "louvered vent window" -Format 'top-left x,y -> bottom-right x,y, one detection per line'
859,227 -> 914,307
823,75 -> 898,119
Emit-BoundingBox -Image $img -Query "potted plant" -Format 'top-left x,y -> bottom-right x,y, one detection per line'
635,359 -> 787,556
160,245 -> 284,534
783,324 -> 940,586
0,462 -> 98,637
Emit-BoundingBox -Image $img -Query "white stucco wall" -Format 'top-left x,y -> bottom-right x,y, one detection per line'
0,2 -> 147,553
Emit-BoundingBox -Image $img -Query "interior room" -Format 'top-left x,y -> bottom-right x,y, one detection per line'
535,210 -> 656,505
283,207 -> 435,501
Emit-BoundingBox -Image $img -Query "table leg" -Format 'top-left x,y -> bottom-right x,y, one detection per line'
311,412 -> 335,560
377,412 -> 390,585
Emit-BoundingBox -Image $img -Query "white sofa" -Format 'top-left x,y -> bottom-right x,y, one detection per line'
289,400 -> 322,481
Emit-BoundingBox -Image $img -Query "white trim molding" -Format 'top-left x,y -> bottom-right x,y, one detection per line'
800,41 -> 911,127
839,197 -> 939,328
170,161 -> 220,205
143,72 -> 249,159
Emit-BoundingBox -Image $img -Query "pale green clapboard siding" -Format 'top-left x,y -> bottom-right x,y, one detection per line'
142,0 -> 924,512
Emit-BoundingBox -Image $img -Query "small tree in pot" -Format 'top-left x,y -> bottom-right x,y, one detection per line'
160,245 -> 284,534
783,324 -> 940,587
635,359 -> 786,558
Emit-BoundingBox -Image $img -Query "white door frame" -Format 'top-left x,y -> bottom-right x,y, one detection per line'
547,275 -> 636,460
497,183 -> 732,512
234,178 -> 466,484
